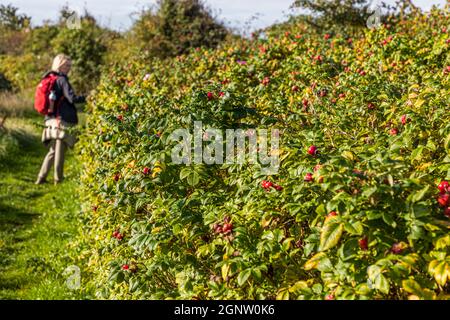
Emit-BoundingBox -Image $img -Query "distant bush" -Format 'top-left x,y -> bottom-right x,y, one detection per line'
0,72 -> 12,92
131,0 -> 229,60
50,9 -> 116,94
291,0 -> 417,34
0,53 -> 46,92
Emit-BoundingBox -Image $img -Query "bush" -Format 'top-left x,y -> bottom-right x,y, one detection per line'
291,0 -> 417,34
0,72 -> 12,92
51,11 -> 112,95
130,0 -> 229,60
79,8 -> 450,300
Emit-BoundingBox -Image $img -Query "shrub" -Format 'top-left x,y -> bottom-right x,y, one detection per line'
0,72 -> 12,92
131,0 -> 229,60
51,11 -> 111,95
79,8 -> 450,300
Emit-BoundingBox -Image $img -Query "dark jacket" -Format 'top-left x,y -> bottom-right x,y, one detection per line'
43,71 -> 85,124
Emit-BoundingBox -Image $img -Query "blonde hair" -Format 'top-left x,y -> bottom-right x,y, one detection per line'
51,54 -> 72,73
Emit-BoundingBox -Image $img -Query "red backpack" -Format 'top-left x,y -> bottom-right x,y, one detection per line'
34,73 -> 60,115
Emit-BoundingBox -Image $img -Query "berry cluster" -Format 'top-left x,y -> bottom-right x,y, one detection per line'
437,180 -> 450,217
261,180 -> 283,191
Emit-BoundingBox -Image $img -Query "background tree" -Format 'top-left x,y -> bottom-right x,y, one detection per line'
291,0 -> 418,33
131,0 -> 229,59
51,6 -> 118,94
0,4 -> 30,30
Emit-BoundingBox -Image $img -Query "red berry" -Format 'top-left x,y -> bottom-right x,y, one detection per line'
359,237 -> 368,251
114,174 -> 120,182
207,92 -> 214,100
222,223 -> 233,234
122,264 -> 129,270
444,207 -> 450,218
219,91 -> 225,97
261,180 -> 273,189
302,99 -> 309,108
117,115 -> 123,121
359,70 -> 367,76
368,103 -> 375,110
324,34 -> 331,40
215,226 -> 223,234
292,85 -> 299,92
401,115 -> 407,125
274,185 -> 283,191
304,173 -> 313,182
143,167 -> 151,175
262,77 -> 270,86
112,231 -> 119,238
116,233 -> 123,240
391,243 -> 403,254
325,294 -> 334,300
438,194 -> 450,207
308,145 -> 318,156
390,128 -> 398,136
327,211 -> 338,218
438,181 -> 449,194
339,93 -> 345,99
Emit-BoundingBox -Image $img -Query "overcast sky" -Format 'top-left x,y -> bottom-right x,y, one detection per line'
5,0 -> 447,32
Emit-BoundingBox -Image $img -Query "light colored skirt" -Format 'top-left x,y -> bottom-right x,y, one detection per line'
41,118 -> 76,148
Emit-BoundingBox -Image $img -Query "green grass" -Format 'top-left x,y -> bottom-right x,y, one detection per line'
0,113 -> 92,300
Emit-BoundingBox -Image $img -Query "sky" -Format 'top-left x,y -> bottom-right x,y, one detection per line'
4,0 -> 448,33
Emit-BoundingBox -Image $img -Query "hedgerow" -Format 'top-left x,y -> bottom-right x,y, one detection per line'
78,8 -> 450,299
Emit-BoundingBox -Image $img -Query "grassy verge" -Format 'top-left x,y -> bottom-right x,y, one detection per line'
0,108 -> 92,299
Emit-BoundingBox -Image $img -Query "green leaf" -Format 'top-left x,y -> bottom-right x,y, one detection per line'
180,168 -> 190,180
368,265 -> 390,294
319,219 -> 344,251
187,172 -> 200,186
374,273 -> 390,294
237,269 -> 252,286
402,279 -> 423,296
411,185 -> 429,203
344,221 -> 363,235
315,204 -> 326,215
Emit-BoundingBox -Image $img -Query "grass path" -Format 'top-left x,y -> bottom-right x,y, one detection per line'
0,116 -> 90,299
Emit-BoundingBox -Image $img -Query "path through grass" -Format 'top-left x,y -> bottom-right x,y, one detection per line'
0,115 -> 91,299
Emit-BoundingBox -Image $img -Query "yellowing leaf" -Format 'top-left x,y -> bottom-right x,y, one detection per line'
429,260 -> 449,287
276,289 -> 290,300
221,264 -> 230,281
319,219 -> 344,251
304,252 -> 326,271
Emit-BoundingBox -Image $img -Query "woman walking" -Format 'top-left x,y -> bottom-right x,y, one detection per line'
35,54 -> 85,185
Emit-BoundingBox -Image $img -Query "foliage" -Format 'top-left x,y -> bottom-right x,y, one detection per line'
0,72 -> 12,92
0,4 -> 30,30
78,7 -> 450,300
291,0 -> 416,34
51,10 -> 115,95
131,0 -> 229,60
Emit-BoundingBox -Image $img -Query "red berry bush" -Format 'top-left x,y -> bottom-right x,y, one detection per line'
79,9 -> 450,300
